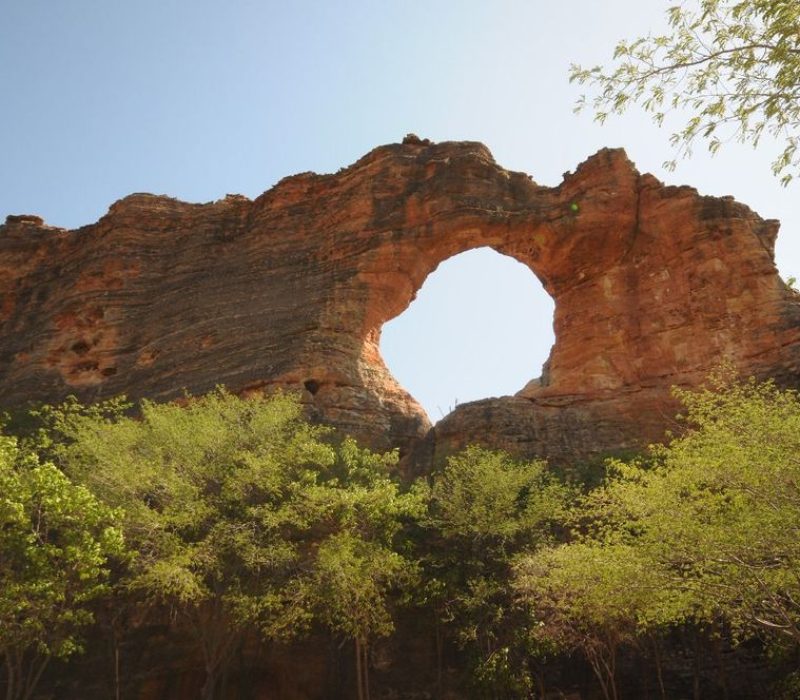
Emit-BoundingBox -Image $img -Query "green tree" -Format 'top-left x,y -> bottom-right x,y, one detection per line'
306,534 -> 410,700
596,374 -> 800,647
45,390 -> 336,699
518,371 -> 800,698
41,390 -> 422,700
420,446 -> 572,697
570,0 -> 800,184
0,436 -> 124,700
299,439 -> 424,700
630,375 -> 800,644
516,542 -> 678,700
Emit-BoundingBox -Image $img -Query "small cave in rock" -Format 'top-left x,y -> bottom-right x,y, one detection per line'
380,247 -> 554,421
304,378 -> 321,396
70,340 -> 90,356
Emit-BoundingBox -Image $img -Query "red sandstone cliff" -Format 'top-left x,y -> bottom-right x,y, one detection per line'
2,137 -> 799,465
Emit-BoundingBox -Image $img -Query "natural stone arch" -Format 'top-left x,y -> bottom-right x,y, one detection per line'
355,237 -> 556,445
378,246 -> 555,421
1,137 -> 798,466
348,145 -> 643,412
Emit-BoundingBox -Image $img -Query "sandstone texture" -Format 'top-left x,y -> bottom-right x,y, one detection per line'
2,137 -> 799,465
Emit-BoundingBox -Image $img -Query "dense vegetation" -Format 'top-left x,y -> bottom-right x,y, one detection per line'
2,374 -> 800,698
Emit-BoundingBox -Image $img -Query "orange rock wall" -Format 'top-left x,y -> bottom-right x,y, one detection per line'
2,138 -> 799,464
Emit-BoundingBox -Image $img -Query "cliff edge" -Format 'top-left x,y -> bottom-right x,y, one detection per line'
2,137 -> 799,465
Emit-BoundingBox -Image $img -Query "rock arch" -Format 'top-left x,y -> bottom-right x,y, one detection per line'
379,246 -> 555,421
1,137 -> 798,465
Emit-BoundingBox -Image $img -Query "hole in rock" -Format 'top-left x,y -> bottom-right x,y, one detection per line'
380,247 -> 555,422
304,379 -> 321,396
71,340 -> 90,356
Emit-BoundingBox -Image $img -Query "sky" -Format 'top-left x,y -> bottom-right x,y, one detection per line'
1,1 -> 798,421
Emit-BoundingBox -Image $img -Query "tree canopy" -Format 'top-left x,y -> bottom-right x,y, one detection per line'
0,436 -> 123,700
7,374 -> 800,697
420,446 -> 573,696
37,389 -> 422,700
570,0 -> 800,184
516,371 -> 800,698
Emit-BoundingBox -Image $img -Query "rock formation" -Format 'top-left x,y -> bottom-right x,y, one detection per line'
2,137 -> 799,466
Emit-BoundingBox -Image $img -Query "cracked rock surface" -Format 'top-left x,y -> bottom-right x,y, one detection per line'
2,139 -> 799,465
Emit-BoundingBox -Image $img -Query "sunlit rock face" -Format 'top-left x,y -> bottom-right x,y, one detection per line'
1,136 -> 799,464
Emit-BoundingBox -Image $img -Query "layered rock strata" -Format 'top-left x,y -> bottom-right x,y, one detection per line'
2,137 -> 799,464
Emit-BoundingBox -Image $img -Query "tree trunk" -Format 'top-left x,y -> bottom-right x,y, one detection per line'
355,638 -> 364,700
115,644 -> 121,700
712,625 -> 729,700
603,645 -> 618,700
651,634 -> 666,700
536,667 -> 546,700
5,653 -> 15,700
195,602 -> 239,700
363,641 -> 370,700
435,622 -> 443,699
20,654 -> 49,700
201,663 -> 219,700
111,626 -> 121,700
585,646 -> 612,700
692,631 -> 701,700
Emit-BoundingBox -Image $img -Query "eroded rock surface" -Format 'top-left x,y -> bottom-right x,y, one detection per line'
2,138 -> 799,463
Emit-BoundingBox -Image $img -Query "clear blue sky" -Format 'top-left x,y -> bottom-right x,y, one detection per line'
2,1 -> 797,420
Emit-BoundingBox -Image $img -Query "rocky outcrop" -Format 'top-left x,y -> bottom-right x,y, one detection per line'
2,137 -> 799,464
